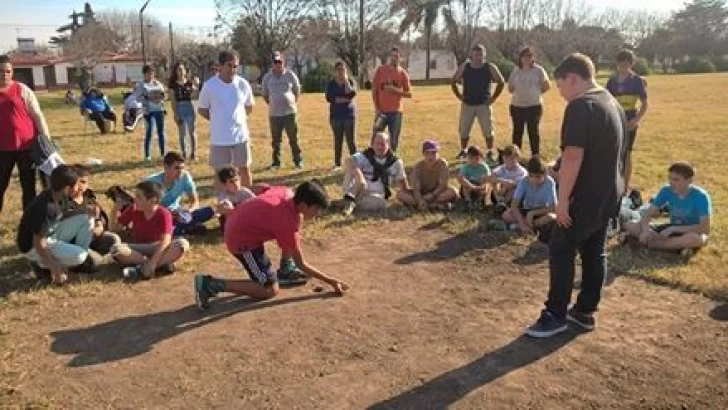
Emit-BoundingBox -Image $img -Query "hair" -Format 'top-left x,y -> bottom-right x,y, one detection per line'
553,53 -> 595,81
294,179 -> 329,209
163,151 -> 185,166
668,162 -> 695,179
391,46 -> 400,53
0,55 -> 10,64
50,165 -> 79,191
218,50 -> 239,65
501,144 -> 521,158
518,46 -> 535,69
72,164 -> 91,177
616,49 -> 635,63
135,181 -> 163,201
373,131 -> 391,145
526,156 -> 547,175
466,146 -> 483,158
142,64 -> 154,75
217,166 -> 239,183
334,61 -> 346,70
472,44 -> 485,52
168,61 -> 185,88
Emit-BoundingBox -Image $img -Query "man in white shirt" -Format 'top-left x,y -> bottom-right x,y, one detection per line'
198,50 -> 255,188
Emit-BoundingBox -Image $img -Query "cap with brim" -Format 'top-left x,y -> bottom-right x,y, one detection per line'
422,140 -> 440,152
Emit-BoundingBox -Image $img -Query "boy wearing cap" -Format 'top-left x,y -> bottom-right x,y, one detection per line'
262,51 -> 304,170
398,140 -> 458,211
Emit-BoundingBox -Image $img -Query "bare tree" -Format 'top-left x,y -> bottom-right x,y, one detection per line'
64,20 -> 123,88
442,0 -> 489,64
286,17 -> 330,78
216,0 -> 310,76
96,9 -> 167,54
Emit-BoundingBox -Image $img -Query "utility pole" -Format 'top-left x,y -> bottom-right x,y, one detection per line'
140,0 -> 151,66
169,22 -> 175,63
359,0 -> 365,88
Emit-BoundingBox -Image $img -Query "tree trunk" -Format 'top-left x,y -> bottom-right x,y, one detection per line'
425,23 -> 432,80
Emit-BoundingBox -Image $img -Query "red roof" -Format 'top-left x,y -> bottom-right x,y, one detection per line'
10,52 -> 145,66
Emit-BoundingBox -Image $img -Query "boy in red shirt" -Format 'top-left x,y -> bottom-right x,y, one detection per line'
110,181 -> 189,279
194,179 -> 350,309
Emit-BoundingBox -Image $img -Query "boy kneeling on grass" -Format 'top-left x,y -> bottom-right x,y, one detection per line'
502,156 -> 557,237
621,162 -> 711,256
110,181 -> 189,280
194,179 -> 350,310
457,146 -> 491,210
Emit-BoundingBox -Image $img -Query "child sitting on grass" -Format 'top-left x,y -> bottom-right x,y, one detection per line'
487,144 -> 527,215
110,181 -> 189,280
216,166 -> 256,233
502,156 -> 556,236
457,146 -> 490,210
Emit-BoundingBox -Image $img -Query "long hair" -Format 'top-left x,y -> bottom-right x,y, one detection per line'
168,61 -> 185,88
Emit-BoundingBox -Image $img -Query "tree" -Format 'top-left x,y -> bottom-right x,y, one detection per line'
442,0 -> 489,64
392,0 -> 451,80
216,0 -> 310,76
667,0 -> 728,57
64,20 -> 124,89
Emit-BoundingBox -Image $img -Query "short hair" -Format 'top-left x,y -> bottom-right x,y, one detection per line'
0,55 -> 10,64
466,146 -> 482,158
554,53 -> 595,81
294,179 -> 329,209
50,165 -> 79,191
373,131 -> 391,144
135,181 -> 163,201
219,50 -> 239,65
391,46 -> 400,53
526,156 -> 546,175
334,61 -> 346,69
163,151 -> 185,166
616,49 -> 635,63
668,162 -> 695,179
73,164 -> 91,177
217,166 -> 239,183
142,65 -> 154,74
472,44 -> 485,52
501,144 -> 521,158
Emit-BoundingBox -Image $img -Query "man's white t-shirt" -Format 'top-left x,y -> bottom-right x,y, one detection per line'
353,152 -> 406,196
198,75 -> 254,146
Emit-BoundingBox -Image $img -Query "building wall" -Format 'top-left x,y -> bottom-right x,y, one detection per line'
93,63 -> 115,84
31,66 -> 45,88
407,50 -> 457,80
125,63 -> 144,83
55,63 -> 71,86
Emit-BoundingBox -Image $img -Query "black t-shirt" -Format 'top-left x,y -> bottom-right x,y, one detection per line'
171,81 -> 194,102
560,88 -> 628,240
16,190 -> 65,253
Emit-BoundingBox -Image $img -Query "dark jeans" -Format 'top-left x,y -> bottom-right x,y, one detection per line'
372,112 -> 403,152
330,118 -> 357,166
173,206 -> 215,236
545,223 -> 608,319
0,150 -> 37,213
89,109 -> 117,133
270,114 -> 302,166
510,104 -> 542,156
144,111 -> 166,159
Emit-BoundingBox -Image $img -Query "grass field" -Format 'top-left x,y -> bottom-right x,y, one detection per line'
1,73 -> 726,301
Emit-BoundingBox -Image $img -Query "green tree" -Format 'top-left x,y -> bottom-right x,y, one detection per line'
392,0 -> 450,80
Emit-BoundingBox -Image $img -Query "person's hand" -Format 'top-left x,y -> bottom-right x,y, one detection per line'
86,203 -> 100,217
555,202 -> 572,228
638,228 -> 651,244
327,278 -> 350,295
417,199 -> 428,212
50,266 -> 68,285
141,261 -> 155,279
192,77 -> 200,88
627,118 -> 640,131
519,221 -> 534,235
217,200 -> 233,215
526,212 -> 536,227
660,226 -> 676,237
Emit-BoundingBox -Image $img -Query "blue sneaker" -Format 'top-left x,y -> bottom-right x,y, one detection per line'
566,307 -> 596,331
278,258 -> 308,285
525,310 -> 568,338
194,274 -> 214,311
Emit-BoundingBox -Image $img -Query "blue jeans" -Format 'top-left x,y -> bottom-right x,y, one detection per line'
372,112 -> 403,152
144,111 -> 166,159
173,206 -> 215,236
545,224 -> 608,319
175,101 -> 197,159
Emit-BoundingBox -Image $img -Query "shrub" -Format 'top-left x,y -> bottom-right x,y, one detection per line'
633,57 -> 652,76
675,56 -> 717,74
302,62 -> 334,93
712,57 -> 728,72
492,58 -> 517,80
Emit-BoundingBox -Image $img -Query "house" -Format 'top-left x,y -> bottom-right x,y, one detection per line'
405,49 -> 458,80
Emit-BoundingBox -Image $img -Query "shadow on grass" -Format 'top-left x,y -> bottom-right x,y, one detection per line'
50,292 -> 340,367
87,159 -> 155,177
709,303 -> 728,321
605,244 -> 690,289
367,332 -> 580,410
395,223 -> 511,265
513,241 -> 549,266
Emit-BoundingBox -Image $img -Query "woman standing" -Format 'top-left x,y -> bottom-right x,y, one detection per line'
0,54 -> 51,214
169,62 -> 200,161
325,61 -> 357,170
134,65 -> 166,162
508,47 -> 550,156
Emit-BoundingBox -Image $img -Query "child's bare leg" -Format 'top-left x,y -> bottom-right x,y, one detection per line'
435,187 -> 458,203
533,213 -> 556,228
648,233 -> 706,251
502,208 -> 518,223
157,239 -> 189,266
396,189 -> 417,206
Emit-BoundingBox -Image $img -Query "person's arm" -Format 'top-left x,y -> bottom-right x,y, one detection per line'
325,81 -> 336,104
488,63 -> 505,104
371,68 -> 381,112
540,67 -> 551,93
665,217 -> 710,236
184,173 -> 199,211
261,74 -> 270,105
507,68 -> 517,93
147,233 -> 171,271
410,164 -> 423,203
290,247 -> 349,294
634,79 -> 649,123
197,83 -> 211,120
20,85 -> 51,136
457,169 -> 476,190
391,70 -> 412,98
432,161 -> 449,197
243,79 -> 254,116
451,63 -> 465,100
291,72 -> 301,101
556,147 -> 583,210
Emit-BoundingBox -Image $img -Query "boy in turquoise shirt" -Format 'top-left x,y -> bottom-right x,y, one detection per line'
457,146 -> 490,210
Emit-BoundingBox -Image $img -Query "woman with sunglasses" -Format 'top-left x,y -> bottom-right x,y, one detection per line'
508,47 -> 551,156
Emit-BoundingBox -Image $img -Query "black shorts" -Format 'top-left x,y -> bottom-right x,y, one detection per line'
233,247 -> 278,286
519,208 -> 533,217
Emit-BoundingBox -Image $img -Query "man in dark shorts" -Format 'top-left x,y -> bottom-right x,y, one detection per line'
526,53 -> 628,338
606,49 -> 649,189
193,180 -> 350,309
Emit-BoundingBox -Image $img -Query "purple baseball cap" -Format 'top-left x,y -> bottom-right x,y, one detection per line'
422,140 -> 440,152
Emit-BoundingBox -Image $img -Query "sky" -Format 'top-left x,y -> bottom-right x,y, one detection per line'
0,0 -> 688,54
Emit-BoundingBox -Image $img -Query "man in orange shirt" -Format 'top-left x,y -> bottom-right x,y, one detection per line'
372,47 -> 412,152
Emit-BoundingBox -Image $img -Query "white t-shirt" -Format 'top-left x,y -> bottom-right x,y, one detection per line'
509,64 -> 548,107
353,152 -> 406,196
198,75 -> 255,146
492,163 -> 527,182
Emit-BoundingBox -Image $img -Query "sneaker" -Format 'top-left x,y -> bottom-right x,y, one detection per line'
29,261 -> 51,281
485,150 -> 498,167
294,161 -> 304,170
122,265 -> 142,281
566,307 -> 596,331
342,198 -> 356,216
144,157 -> 152,163
508,223 -> 519,231
456,150 -> 467,160
331,165 -> 341,172
268,163 -> 280,171
525,310 -> 568,338
155,263 -> 176,275
194,274 -> 214,311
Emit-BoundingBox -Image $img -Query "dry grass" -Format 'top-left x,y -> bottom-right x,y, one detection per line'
1,73 -> 727,302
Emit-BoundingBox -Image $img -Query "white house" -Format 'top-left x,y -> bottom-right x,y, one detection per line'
406,49 -> 458,80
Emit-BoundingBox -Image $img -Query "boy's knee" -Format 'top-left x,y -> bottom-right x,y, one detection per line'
684,232 -> 708,248
172,238 -> 190,253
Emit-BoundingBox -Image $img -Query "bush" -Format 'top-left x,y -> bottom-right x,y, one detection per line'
302,62 -> 334,93
712,58 -> 728,72
492,58 -> 517,80
675,56 -> 717,74
633,57 -> 652,76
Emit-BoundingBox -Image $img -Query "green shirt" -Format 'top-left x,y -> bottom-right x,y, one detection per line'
459,162 -> 490,185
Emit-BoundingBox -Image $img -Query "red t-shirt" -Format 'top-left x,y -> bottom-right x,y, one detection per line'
117,205 -> 173,243
0,82 -> 37,151
224,186 -> 301,255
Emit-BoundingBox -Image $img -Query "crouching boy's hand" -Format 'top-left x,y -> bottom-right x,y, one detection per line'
326,278 -> 350,295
